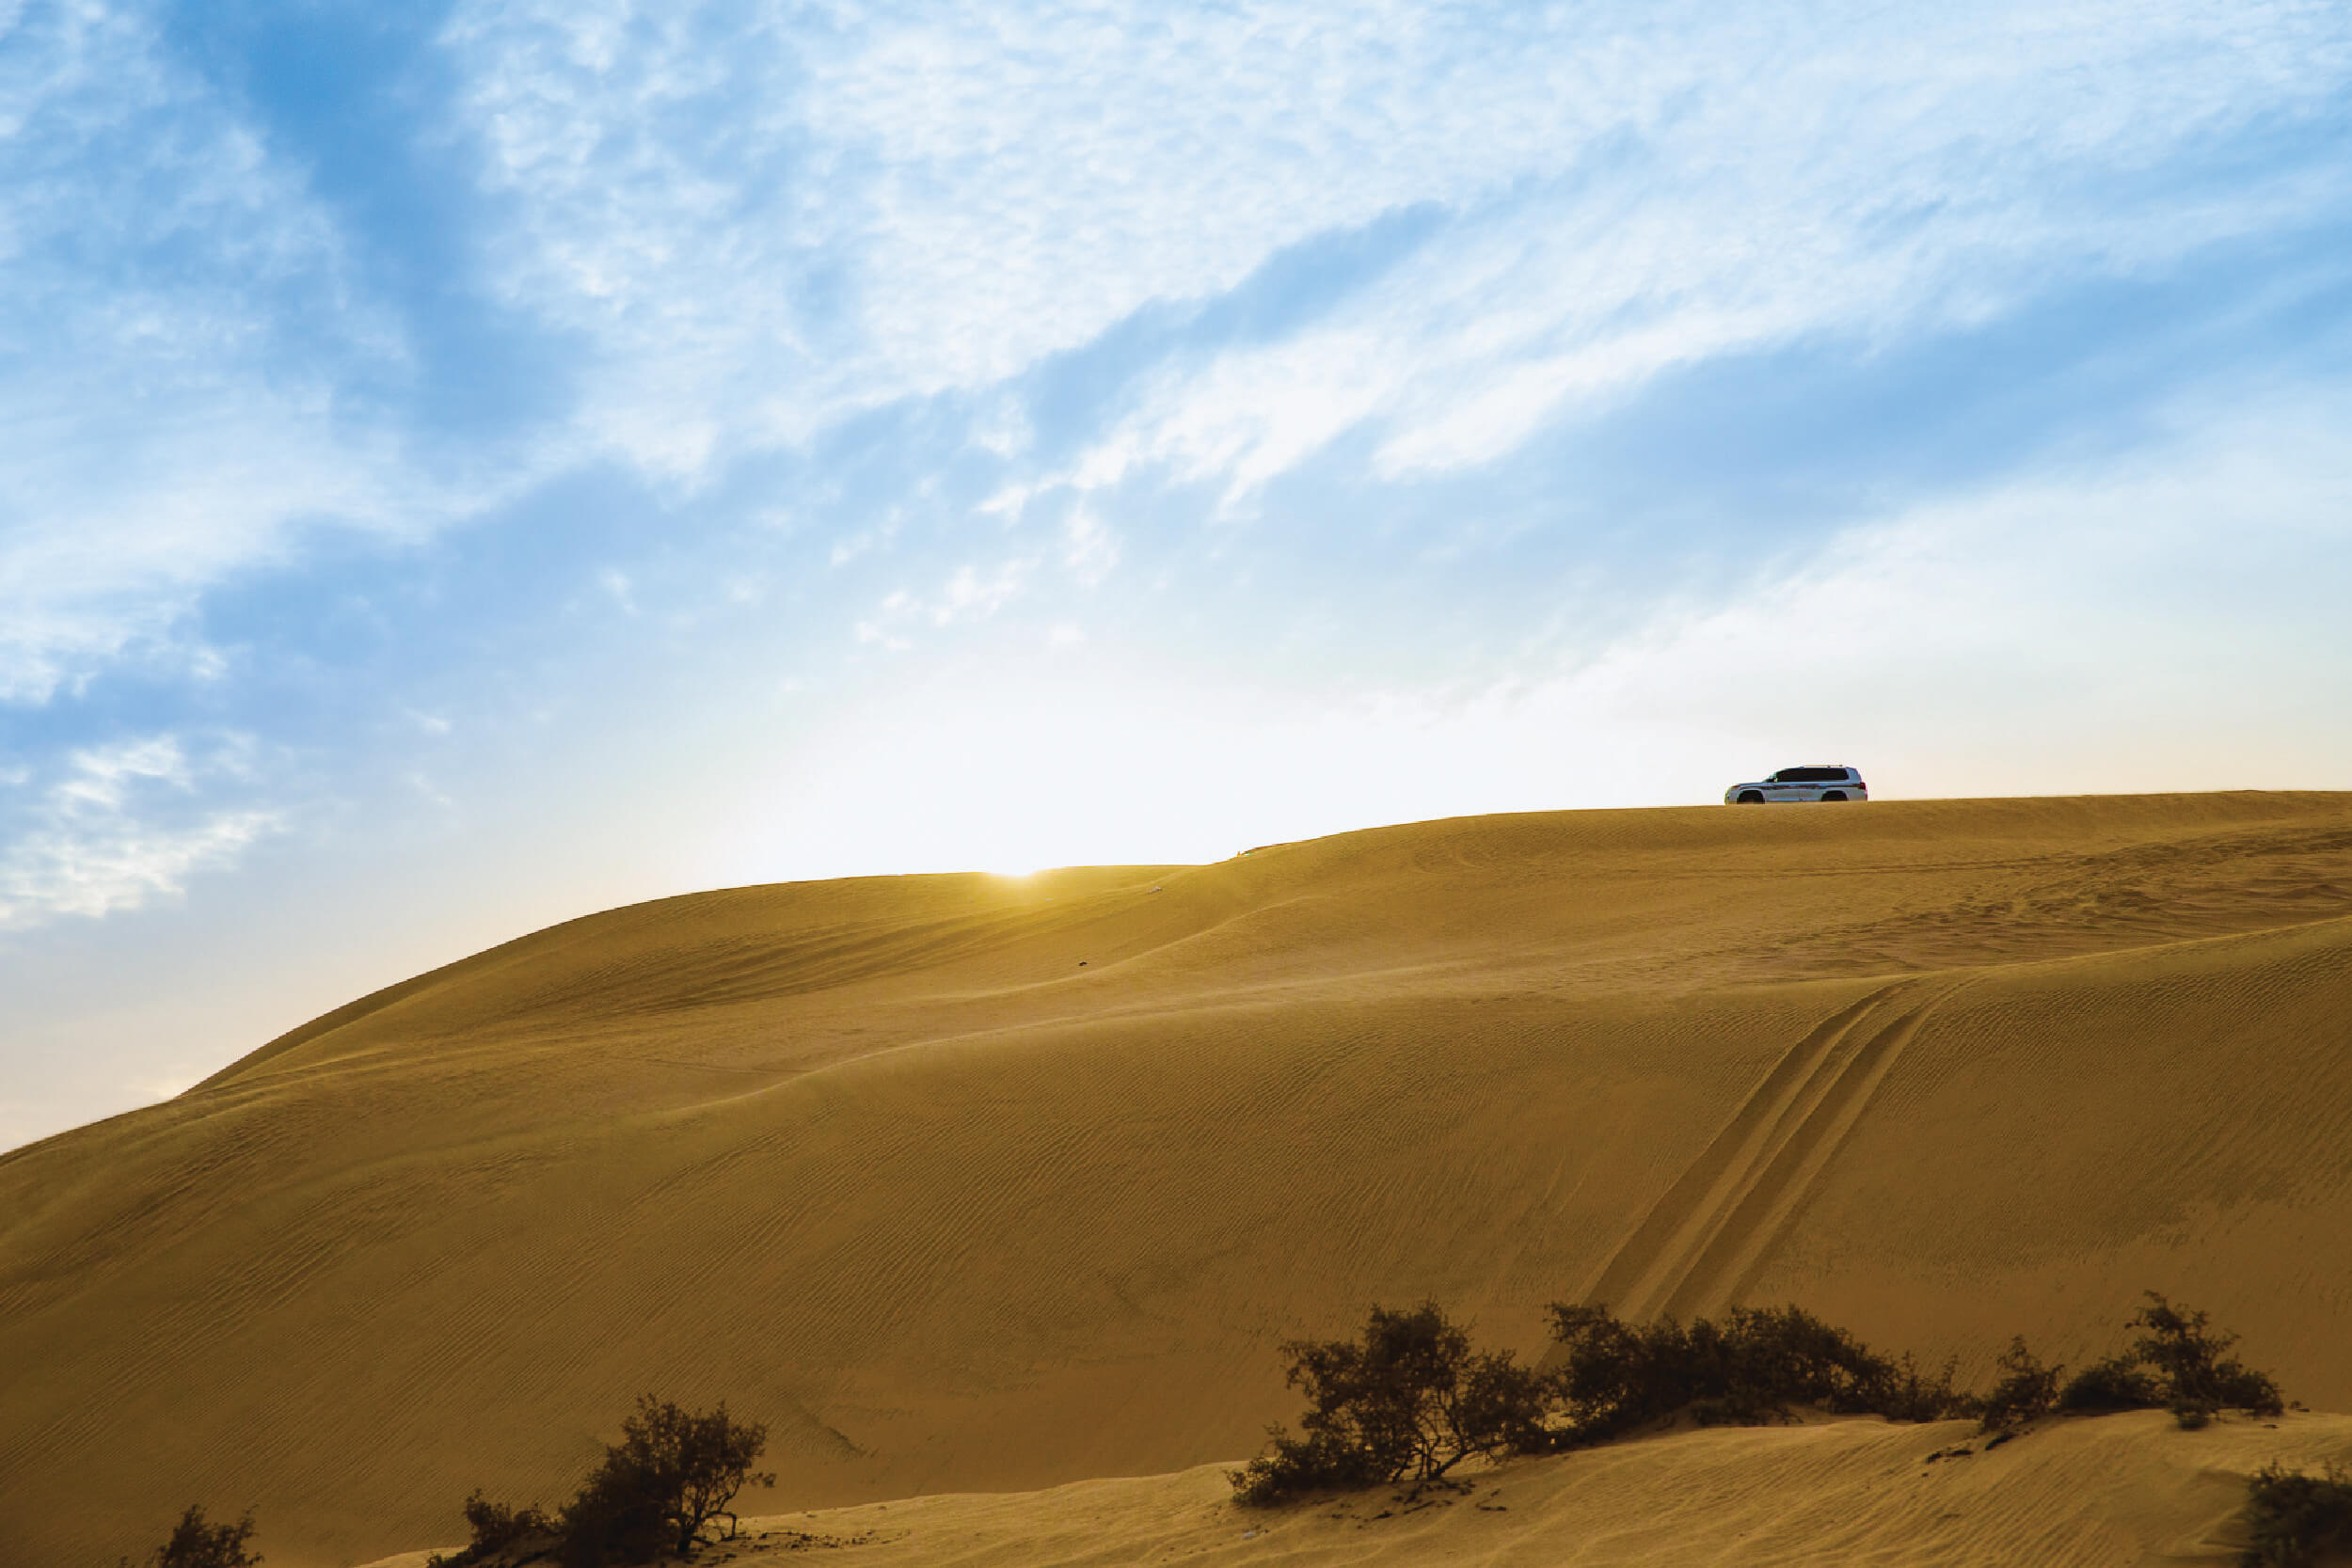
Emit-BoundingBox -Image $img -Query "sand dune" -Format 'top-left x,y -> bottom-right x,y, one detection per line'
358,1414 -> 2352,1568
7,792 -> 2352,1566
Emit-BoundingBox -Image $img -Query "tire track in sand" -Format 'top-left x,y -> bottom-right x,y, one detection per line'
1572,981 -> 1947,1330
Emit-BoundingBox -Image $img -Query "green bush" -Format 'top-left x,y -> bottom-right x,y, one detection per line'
1231,1288 -> 2285,1509
555,1459 -> 671,1568
123,1506 -> 261,1568
2057,1354 -> 2165,1414
1229,1303 -> 1549,1504
1544,1302 -> 1970,1443
1873,1353 -> 1976,1424
1978,1337 -> 2063,1434
424,1491 -> 557,1567
2242,1462 -> 2352,1567
2042,1293 -> 2280,1429
2127,1292 -> 2284,1426
435,1397 -> 771,1566
1228,1427 -> 1383,1505
557,1398 -> 773,1566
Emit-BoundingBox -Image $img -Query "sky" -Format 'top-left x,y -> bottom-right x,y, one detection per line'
4,0 -> 2350,1150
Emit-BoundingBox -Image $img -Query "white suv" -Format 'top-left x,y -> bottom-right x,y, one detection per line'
1724,765 -> 1868,804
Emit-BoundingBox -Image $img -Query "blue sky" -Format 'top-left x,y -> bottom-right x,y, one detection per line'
4,0 -> 2350,1148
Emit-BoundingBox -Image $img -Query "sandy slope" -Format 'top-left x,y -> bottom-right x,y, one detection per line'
360,1414 -> 2352,1568
7,792 -> 2352,1566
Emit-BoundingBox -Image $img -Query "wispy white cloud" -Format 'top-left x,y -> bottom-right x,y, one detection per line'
8,0 -> 2343,711
597,567 -> 640,614
444,0 -> 1649,466
441,0 -> 2350,496
999,2 -> 2352,504
854,557 -> 1038,647
1061,506 -> 1117,585
0,0 -> 427,703
0,734 -> 279,928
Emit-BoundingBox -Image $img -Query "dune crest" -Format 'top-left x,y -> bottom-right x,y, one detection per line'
8,792 -> 2352,1567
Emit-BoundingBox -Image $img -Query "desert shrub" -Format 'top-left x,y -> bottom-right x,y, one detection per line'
555,1460 -> 670,1568
1229,1302 -> 1549,1505
1713,1305 -> 1937,1420
557,1397 -> 773,1566
2127,1292 -> 2284,1426
2058,1354 -> 2166,1414
1544,1302 -> 1967,1443
1543,1303 -> 1692,1439
1871,1353 -> 1978,1424
1977,1337 -> 2063,1433
2241,1462 -> 2352,1567
424,1491 -> 557,1567
1692,1306 -> 1886,1420
1228,1427 -> 1382,1505
2035,1293 -> 2280,1429
125,1505 -> 262,1568
1233,1289 -> 2285,1510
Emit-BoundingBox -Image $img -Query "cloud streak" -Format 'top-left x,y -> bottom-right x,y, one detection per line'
443,0 -> 2352,492
0,733 -> 278,928
0,0 -> 431,701
995,3 -> 2352,505
8,0 -> 2346,712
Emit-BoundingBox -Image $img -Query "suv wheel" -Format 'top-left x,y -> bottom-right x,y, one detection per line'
1820,790 -> 1848,801
1737,790 -> 1765,804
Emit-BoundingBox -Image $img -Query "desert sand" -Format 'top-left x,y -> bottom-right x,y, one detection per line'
357,1412 -> 2352,1568
8,791 -> 2352,1566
